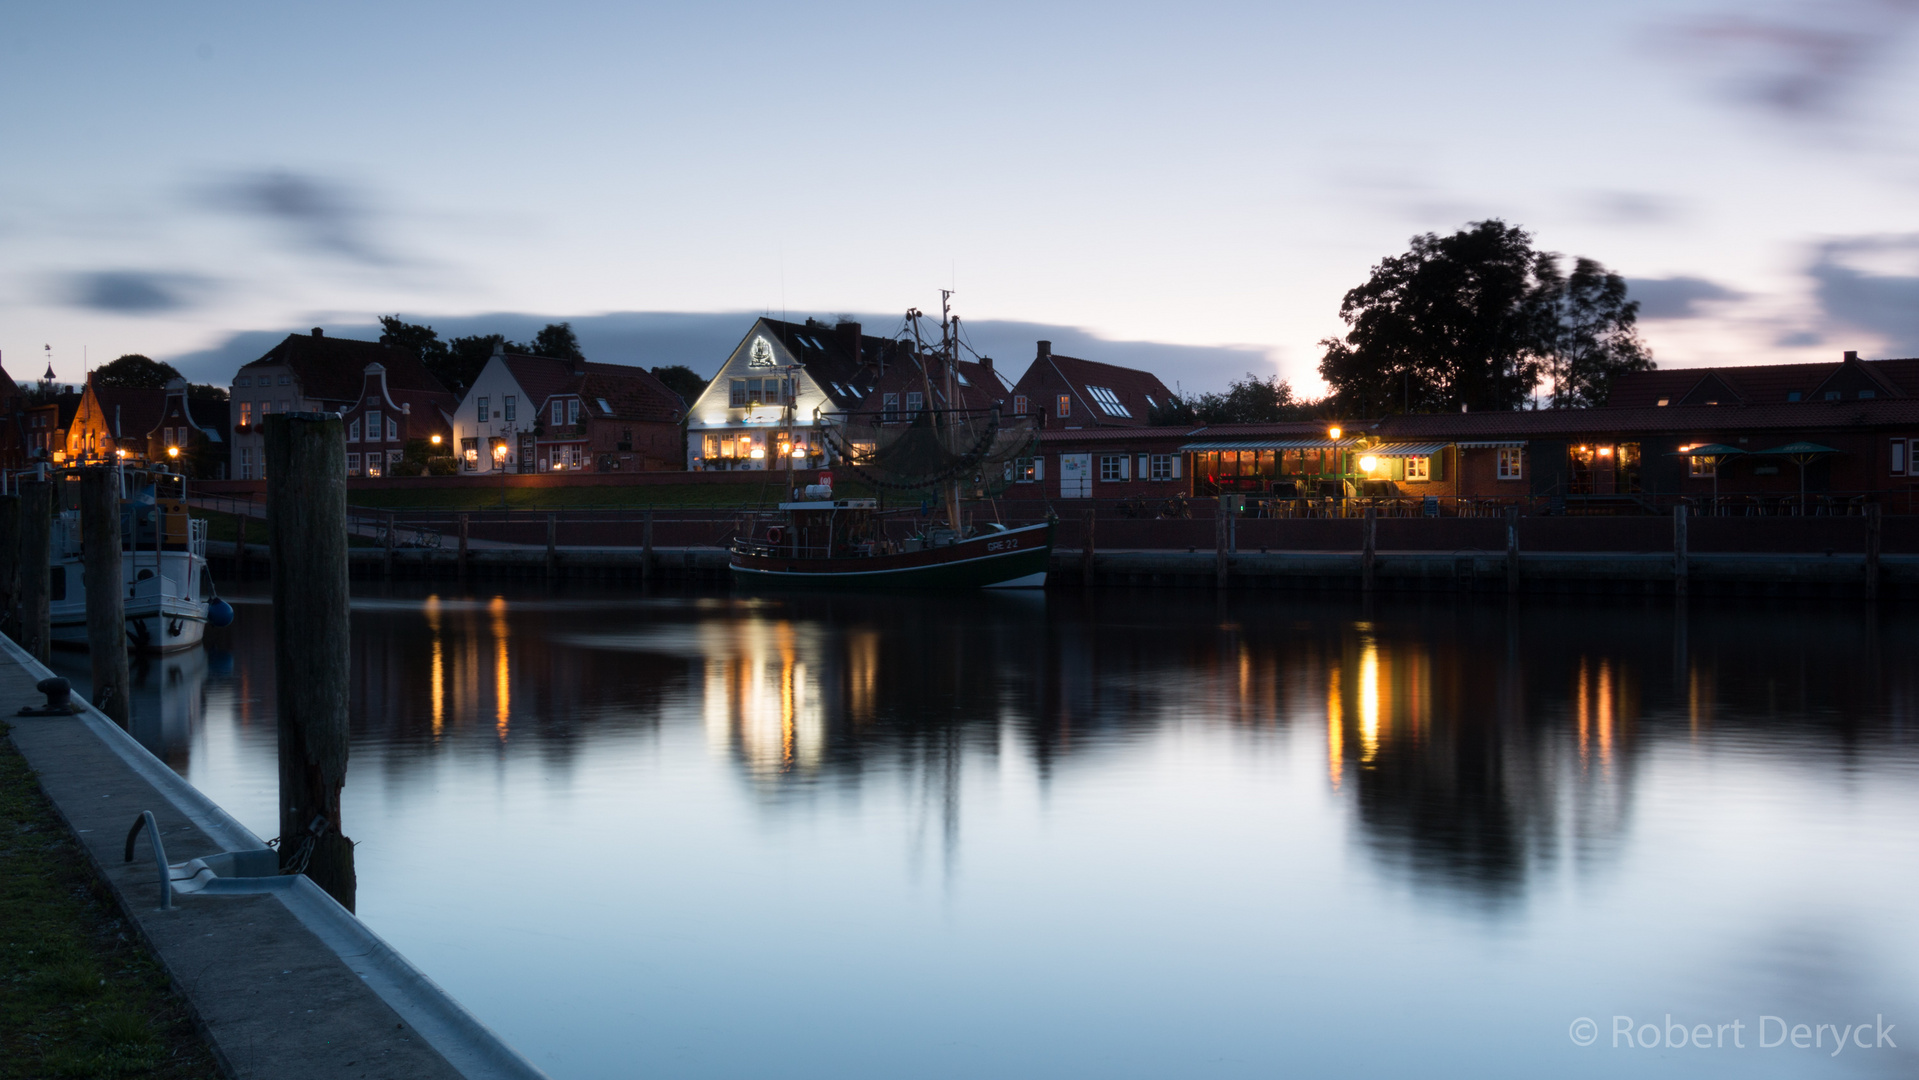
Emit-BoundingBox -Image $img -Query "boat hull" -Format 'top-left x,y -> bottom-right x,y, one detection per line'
731,521 -> 1054,589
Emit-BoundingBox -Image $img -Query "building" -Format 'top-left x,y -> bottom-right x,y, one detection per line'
65,378 -> 166,464
684,318 -> 914,471
229,328 -> 450,480
22,391 -> 79,464
144,379 -> 229,477
452,347 -> 685,474
339,363 -> 455,477
1006,341 -> 1175,430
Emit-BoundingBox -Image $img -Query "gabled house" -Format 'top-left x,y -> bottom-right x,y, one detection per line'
65,378 -> 166,464
853,351 -> 1012,424
143,379 -> 229,477
340,363 -> 456,477
1006,341 -> 1174,429
684,317 -> 914,470
452,348 -> 685,474
228,328 -> 451,480
1607,350 -> 1919,408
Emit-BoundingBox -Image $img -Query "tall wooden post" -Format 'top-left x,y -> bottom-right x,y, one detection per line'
1865,502 -> 1882,601
233,504 -> 248,580
17,481 -> 52,663
1673,503 -> 1689,598
641,509 -> 654,584
1214,501 -> 1228,588
264,414 -> 355,912
383,511 -> 396,578
458,513 -> 470,580
1081,509 -> 1095,587
0,494 -> 19,644
1361,506 -> 1377,593
79,470 -> 130,728
1504,505 -> 1520,595
545,513 -> 558,579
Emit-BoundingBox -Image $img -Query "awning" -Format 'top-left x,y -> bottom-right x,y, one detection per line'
1178,439 -> 1359,451
1753,441 -> 1841,456
1668,443 -> 1746,457
1455,440 -> 1524,449
1367,442 -> 1451,457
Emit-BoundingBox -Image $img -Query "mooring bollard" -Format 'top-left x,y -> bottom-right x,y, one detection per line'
1361,507 -> 1377,593
1214,502 -> 1228,588
1504,505 -> 1520,595
264,414 -> 355,912
1866,502 -> 1882,601
0,494 -> 19,643
1673,503 -> 1689,598
80,470 -> 131,727
383,511 -> 396,577
233,505 -> 248,581
642,509 -> 655,584
1082,510 -> 1095,586
17,481 -> 52,663
546,513 -> 558,579
458,512 -> 470,580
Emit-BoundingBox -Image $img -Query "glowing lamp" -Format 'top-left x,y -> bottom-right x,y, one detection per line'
115,449 -> 126,459
167,446 -> 180,459
1328,426 -> 1342,440
749,447 -> 765,460
430,434 -> 442,445
1598,446 -> 1612,457
492,443 -> 507,460
790,447 -> 806,458
1359,455 -> 1379,473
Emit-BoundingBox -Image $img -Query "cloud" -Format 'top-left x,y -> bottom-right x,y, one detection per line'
199,170 -> 389,264
1660,0 -> 1919,121
1628,276 -> 1746,320
1583,191 -> 1681,226
1804,233 -> 1919,348
63,269 -> 210,314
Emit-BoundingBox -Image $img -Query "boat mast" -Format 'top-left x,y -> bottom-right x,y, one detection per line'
940,291 -> 963,536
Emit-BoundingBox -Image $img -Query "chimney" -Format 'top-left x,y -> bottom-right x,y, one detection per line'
311,327 -> 324,338
980,356 -> 993,377
572,355 -> 586,377
1037,340 -> 1051,359
1845,350 -> 1859,362
491,341 -> 505,358
835,321 -> 862,359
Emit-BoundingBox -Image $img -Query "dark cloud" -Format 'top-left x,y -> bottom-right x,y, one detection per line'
1627,276 -> 1745,319
199,170 -> 388,264
1663,0 -> 1919,120
1584,191 -> 1680,225
1804,234 -> 1919,348
64,269 -> 208,313
161,311 -> 1278,396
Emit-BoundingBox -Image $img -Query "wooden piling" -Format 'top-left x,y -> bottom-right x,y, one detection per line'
1082,510 -> 1096,587
1361,507 -> 1377,593
458,513 -> 470,580
79,469 -> 130,728
1673,503 -> 1689,598
383,511 -> 396,578
233,505 -> 248,579
0,494 -> 19,643
1214,503 -> 1228,588
1504,505 -> 1520,595
641,509 -> 654,584
1865,502 -> 1882,601
545,513 -> 558,578
16,481 -> 52,663
263,414 -> 355,912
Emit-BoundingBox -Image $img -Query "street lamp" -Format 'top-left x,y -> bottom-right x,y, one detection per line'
430,434 -> 442,446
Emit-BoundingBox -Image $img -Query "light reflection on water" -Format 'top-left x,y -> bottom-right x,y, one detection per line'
58,587 -> 1919,1079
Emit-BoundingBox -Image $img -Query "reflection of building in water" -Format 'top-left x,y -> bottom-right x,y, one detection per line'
701,618 -> 831,777
127,648 -> 209,766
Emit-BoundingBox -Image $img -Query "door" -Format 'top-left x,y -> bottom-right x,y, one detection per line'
1059,454 -> 1092,498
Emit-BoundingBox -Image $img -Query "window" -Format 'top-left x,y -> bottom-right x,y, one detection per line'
1860,389 -> 1876,399
1405,456 -> 1430,482
1013,394 -> 1028,415
348,418 -> 360,442
240,402 -> 251,428
504,395 -> 516,421
278,375 -> 290,386
1787,391 -> 1802,402
237,376 -> 251,388
554,400 -> 565,425
1057,394 -> 1071,418
279,399 -> 290,412
1825,391 -> 1842,401
462,438 -> 479,471
365,411 -> 381,441
239,447 -> 253,480
386,417 -> 398,441
1689,455 -> 1716,478
388,450 -> 403,470
1497,447 -> 1523,480
365,454 -> 382,478
1656,398 -> 1670,406
1151,454 -> 1176,481
730,379 -> 748,408
1099,454 -> 1130,481
347,453 -> 362,476
567,399 -> 580,425
1086,386 -> 1132,418
882,394 -> 899,421
1011,457 -> 1038,482
905,391 -> 923,417
598,398 -> 613,414
1145,394 -> 1158,410
1893,438 -> 1907,476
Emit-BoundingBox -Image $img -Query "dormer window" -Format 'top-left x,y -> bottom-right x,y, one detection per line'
1860,389 -> 1876,399
1656,398 -> 1669,406
1086,386 -> 1132,418
1826,391 -> 1842,401
1787,392 -> 1802,402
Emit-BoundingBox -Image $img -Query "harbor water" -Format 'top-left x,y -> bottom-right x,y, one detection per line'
54,586 -> 1919,1078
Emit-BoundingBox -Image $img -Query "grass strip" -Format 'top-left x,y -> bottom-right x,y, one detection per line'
0,722 -> 221,1079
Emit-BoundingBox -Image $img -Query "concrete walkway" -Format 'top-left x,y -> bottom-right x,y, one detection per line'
1,637 -> 547,1080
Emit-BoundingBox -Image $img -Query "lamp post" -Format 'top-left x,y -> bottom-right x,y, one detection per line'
493,439 -> 510,507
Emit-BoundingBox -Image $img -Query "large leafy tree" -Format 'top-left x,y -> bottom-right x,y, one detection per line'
650,365 -> 707,405
1531,257 -> 1653,407
1150,372 -> 1313,425
93,353 -> 180,388
380,316 -> 586,395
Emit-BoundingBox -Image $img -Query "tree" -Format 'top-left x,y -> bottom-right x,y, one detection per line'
1319,220 -> 1549,415
650,365 -> 707,405
443,334 -> 510,395
379,316 -> 468,394
93,354 -> 181,389
1149,372 -> 1313,425
1531,257 -> 1653,408
525,322 -> 584,362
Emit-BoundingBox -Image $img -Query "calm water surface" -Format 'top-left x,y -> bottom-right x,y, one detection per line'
59,587 -> 1919,1078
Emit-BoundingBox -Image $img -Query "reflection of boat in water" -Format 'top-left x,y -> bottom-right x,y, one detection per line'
126,647 -> 209,763
731,501 -> 1053,588
37,468 -> 230,652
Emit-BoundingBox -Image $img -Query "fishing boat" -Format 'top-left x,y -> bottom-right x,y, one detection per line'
728,293 -> 1052,589
42,468 -> 231,653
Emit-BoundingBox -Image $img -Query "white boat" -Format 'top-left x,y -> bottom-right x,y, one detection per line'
46,471 -> 222,653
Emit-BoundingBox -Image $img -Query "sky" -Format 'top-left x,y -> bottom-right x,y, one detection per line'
9,0 -> 1919,396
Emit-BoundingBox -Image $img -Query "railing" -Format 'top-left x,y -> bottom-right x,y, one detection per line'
123,811 -> 172,910
189,492 -> 444,549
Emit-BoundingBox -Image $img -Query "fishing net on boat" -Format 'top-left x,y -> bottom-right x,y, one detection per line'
818,407 -> 1038,495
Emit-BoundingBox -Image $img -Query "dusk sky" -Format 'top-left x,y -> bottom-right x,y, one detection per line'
9,0 -> 1919,394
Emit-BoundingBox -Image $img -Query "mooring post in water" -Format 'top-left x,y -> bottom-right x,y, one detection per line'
641,509 -> 654,584
1081,510 -> 1095,587
0,494 -> 19,643
17,481 -> 52,662
233,503 -> 248,580
1673,503 -> 1689,598
1865,501 -> 1882,601
383,511 -> 396,578
1361,507 -> 1377,593
458,513 -> 470,579
79,469 -> 130,727
1214,501 -> 1228,588
263,413 -> 355,912
1504,505 -> 1520,595
545,512 -> 557,578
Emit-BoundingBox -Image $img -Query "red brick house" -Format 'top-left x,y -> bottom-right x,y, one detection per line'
454,348 -> 686,474
1006,341 -> 1175,429
340,363 -> 456,477
229,328 -> 451,480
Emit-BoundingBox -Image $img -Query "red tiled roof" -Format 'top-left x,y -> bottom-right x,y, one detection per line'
1608,356 -> 1919,408
1037,425 -> 1203,443
759,318 -> 915,409
238,332 -> 449,402
500,354 -> 684,424
1016,353 -> 1174,427
1369,399 -> 1919,439
89,385 -> 167,441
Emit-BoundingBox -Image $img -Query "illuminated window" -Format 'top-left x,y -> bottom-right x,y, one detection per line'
1689,456 -> 1716,478
240,402 -> 251,428
1057,395 -> 1071,418
1013,394 -> 1028,414
1405,456 -> 1430,482
1497,447 -> 1523,480
1011,457 -> 1038,482
346,452 -> 361,476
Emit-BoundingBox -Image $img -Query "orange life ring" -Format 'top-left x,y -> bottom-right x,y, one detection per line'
767,526 -> 785,544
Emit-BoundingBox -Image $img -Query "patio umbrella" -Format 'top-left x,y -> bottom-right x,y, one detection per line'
1668,444 -> 1746,514
1752,441 -> 1840,513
